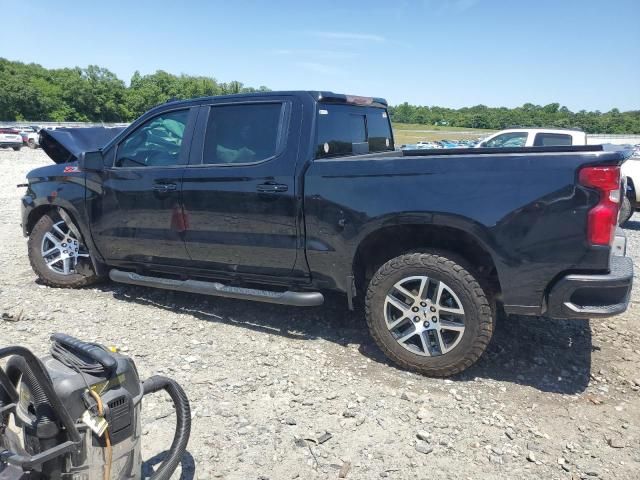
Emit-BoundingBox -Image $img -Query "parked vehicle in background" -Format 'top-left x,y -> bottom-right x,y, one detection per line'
438,139 -> 464,148
0,128 -> 23,150
620,148 -> 640,225
17,126 -> 40,148
20,91 -> 633,377
412,141 -> 442,149
18,130 -> 29,145
477,128 -> 587,148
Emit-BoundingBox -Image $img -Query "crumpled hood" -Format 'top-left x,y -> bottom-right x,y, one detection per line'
39,126 -> 126,164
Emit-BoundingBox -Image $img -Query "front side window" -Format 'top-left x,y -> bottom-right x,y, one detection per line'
533,133 -> 572,147
484,132 -> 527,148
115,109 -> 190,167
203,103 -> 284,165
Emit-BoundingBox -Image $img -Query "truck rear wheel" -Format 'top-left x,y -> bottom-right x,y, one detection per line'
27,212 -> 99,288
365,252 -> 493,377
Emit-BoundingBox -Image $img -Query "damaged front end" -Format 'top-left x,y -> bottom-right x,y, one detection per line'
39,126 -> 126,164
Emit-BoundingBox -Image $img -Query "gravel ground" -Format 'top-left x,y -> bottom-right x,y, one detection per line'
1,148 -> 639,480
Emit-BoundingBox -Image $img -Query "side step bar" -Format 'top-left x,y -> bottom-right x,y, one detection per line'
109,269 -> 324,307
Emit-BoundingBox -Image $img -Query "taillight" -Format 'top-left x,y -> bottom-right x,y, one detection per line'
579,165 -> 620,246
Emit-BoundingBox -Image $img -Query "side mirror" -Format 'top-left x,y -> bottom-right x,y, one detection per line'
79,150 -> 104,171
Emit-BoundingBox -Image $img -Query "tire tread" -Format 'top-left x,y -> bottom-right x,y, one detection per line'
27,212 -> 98,288
365,252 -> 493,377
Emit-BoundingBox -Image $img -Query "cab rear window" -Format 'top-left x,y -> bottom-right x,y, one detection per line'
533,133 -> 573,147
315,105 -> 394,159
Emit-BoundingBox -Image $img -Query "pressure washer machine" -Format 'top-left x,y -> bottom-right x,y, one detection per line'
0,334 -> 191,480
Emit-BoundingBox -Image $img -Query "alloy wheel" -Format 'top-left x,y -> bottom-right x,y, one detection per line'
384,275 -> 466,356
40,220 -> 90,275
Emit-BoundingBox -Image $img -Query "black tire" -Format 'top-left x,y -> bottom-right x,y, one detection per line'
12,146 -> 21,151
619,196 -> 633,226
365,252 -> 493,377
28,212 -> 99,288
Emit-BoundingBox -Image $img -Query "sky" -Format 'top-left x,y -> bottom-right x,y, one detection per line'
1,0 -> 639,111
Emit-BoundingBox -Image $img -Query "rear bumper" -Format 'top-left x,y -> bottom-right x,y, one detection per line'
546,254 -> 633,319
0,142 -> 22,148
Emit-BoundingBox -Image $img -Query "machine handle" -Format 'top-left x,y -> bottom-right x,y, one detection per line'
50,333 -> 117,373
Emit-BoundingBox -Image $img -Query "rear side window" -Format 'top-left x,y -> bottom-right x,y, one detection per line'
203,103 -> 284,165
367,110 -> 394,152
533,133 -> 572,147
316,105 -> 394,158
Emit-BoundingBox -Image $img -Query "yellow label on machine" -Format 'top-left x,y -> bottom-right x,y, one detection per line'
90,373 -> 126,394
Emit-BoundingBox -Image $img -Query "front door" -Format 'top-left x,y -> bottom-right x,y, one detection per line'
180,99 -> 301,277
87,107 -> 196,265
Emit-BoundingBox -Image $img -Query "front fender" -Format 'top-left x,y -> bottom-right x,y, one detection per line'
21,173 -> 105,265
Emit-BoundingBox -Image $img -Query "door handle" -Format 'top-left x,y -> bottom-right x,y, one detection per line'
153,183 -> 177,192
257,183 -> 288,193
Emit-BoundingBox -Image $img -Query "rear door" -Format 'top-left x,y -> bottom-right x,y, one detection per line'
87,107 -> 197,265
180,97 -> 302,277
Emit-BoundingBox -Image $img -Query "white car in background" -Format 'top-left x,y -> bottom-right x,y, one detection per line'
0,128 -> 23,151
620,147 -> 640,225
17,126 -> 40,148
477,128 -> 587,148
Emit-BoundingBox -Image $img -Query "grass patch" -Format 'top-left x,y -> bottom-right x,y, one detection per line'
392,123 -> 495,133
391,123 -> 496,146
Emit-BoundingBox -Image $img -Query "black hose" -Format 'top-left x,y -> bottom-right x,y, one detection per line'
6,356 -> 62,479
142,376 -> 191,480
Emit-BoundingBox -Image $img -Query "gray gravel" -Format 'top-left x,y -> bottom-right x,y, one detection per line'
1,148 -> 639,479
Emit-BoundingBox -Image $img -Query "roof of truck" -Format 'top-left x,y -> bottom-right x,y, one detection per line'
163,90 -> 388,108
498,127 -> 585,133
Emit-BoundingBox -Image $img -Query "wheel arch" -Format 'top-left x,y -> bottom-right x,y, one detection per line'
25,204 -> 57,236
25,202 -> 106,273
352,222 -> 501,299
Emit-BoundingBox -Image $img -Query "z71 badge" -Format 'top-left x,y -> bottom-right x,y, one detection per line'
63,166 -> 80,173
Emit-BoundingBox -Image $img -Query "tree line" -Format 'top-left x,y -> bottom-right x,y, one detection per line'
388,102 -> 640,134
0,58 -> 268,122
1,58 -> 639,134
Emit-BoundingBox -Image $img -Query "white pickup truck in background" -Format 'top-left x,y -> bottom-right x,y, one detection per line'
477,128 -> 587,148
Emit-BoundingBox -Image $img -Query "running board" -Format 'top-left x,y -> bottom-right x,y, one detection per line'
109,269 -> 324,307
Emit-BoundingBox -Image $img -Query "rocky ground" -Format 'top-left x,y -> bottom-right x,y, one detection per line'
1,148 -> 639,480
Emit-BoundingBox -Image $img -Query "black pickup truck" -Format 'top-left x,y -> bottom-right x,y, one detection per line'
22,91 -> 633,377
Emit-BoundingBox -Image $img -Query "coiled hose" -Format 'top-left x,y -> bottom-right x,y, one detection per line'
6,355 -> 62,479
142,375 -> 191,480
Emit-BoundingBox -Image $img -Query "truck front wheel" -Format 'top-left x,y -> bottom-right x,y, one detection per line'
365,252 -> 494,377
27,212 -> 99,288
